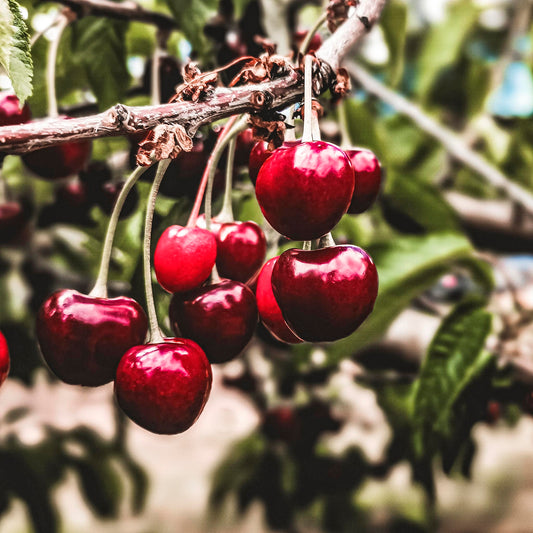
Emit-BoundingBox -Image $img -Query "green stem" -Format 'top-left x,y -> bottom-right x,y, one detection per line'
301,55 -> 314,143
89,165 -> 149,298
203,116 -> 249,231
217,137 -> 236,223
144,159 -> 171,344
338,99 -> 352,149
46,13 -> 69,118
298,12 -> 327,56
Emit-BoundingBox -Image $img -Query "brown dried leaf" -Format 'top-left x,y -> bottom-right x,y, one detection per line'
136,124 -> 193,165
334,67 -> 351,97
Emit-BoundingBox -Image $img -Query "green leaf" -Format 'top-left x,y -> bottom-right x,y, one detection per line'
383,170 -> 460,232
415,1 -> 478,101
163,0 -> 217,58
380,0 -> 407,87
326,233 -> 485,362
411,301 -> 493,459
343,98 -> 383,156
0,0 -> 33,103
73,17 -> 130,110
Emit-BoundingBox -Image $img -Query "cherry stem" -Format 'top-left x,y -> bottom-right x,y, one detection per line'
298,12 -> 327,55
30,11 -> 63,47
89,164 -> 149,299
186,115 -> 239,228
204,117 -> 248,230
301,55 -> 314,143
303,240 -> 313,251
46,13 -> 69,118
150,46 -> 161,106
338,99 -> 352,149
144,159 -> 171,344
318,232 -> 335,248
217,136 -> 236,223
285,105 -> 296,142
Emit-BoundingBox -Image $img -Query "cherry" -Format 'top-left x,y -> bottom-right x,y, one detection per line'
114,338 -> 212,434
0,93 -> 31,126
98,181 -> 139,218
249,140 -> 301,185
256,257 -> 302,344
22,138 -> 92,179
235,128 -> 256,166
169,279 -> 258,364
255,141 -> 354,240
293,29 -> 323,53
271,245 -> 378,342
346,149 -> 382,214
215,221 -> 266,283
261,406 -> 300,443
36,289 -> 148,386
154,225 -> 217,293
0,330 -> 9,388
0,201 -> 28,244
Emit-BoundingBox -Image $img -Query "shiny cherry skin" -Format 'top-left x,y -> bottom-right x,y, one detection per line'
255,141 -> 354,240
154,225 -> 217,294
271,245 -> 378,342
346,149 -> 382,214
169,279 -> 258,364
248,141 -> 300,185
0,331 -> 9,388
114,338 -> 212,434
0,93 -> 31,126
216,221 -> 266,283
36,289 -> 148,386
256,257 -> 302,344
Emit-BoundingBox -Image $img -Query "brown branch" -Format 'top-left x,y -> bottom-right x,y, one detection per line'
0,70 -> 304,153
57,0 -> 177,29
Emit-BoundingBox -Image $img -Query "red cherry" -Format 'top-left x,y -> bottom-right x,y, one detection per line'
195,214 -> 222,234
114,338 -> 212,434
248,141 -> 271,185
256,257 -> 302,344
0,331 -> 9,388
235,128 -> 256,166
22,117 -> 91,179
346,149 -> 382,214
0,202 -> 28,244
36,289 -> 148,386
271,245 -> 378,342
154,225 -> 217,293
0,93 -> 31,126
255,141 -> 354,240
215,221 -> 266,283
169,279 -> 258,364
293,29 -> 323,53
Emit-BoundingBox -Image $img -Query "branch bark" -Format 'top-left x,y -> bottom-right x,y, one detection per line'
346,60 -> 533,217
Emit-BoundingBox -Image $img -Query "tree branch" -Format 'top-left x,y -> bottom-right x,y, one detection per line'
57,0 -> 177,29
346,60 -> 533,217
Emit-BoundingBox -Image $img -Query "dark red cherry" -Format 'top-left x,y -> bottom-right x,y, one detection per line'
271,245 -> 378,342
0,93 -> 31,126
154,225 -> 217,294
98,181 -> 139,218
255,141 -> 354,240
22,138 -> 92,179
346,149 -> 382,214
256,257 -> 302,344
235,128 -> 255,166
114,338 -> 212,434
261,406 -> 300,443
0,202 -> 28,244
0,330 -> 9,388
248,141 -> 271,185
215,221 -> 266,283
36,289 -> 148,386
169,279 -> 258,364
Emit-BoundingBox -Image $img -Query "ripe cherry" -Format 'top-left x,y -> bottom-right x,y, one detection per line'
346,149 -> 382,214
114,338 -> 212,434
36,289 -> 148,386
22,138 -> 92,179
235,128 -> 256,166
0,331 -> 9,388
248,141 -> 271,185
0,93 -> 31,126
154,226 -> 217,293
256,257 -> 302,344
271,245 -> 378,342
0,201 -> 28,244
169,279 -> 258,364
216,221 -> 266,283
293,29 -> 323,53
255,141 -> 354,240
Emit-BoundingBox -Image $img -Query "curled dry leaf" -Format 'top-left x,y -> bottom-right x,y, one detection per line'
249,114 -> 286,150
173,62 -> 219,102
327,0 -> 359,33
334,67 -> 351,98
136,124 -> 193,166
230,54 -> 291,87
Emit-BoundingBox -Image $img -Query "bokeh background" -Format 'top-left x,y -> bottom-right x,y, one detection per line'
2,0 -> 533,531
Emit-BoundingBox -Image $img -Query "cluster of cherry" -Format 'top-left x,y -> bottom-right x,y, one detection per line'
0,89 -> 382,436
